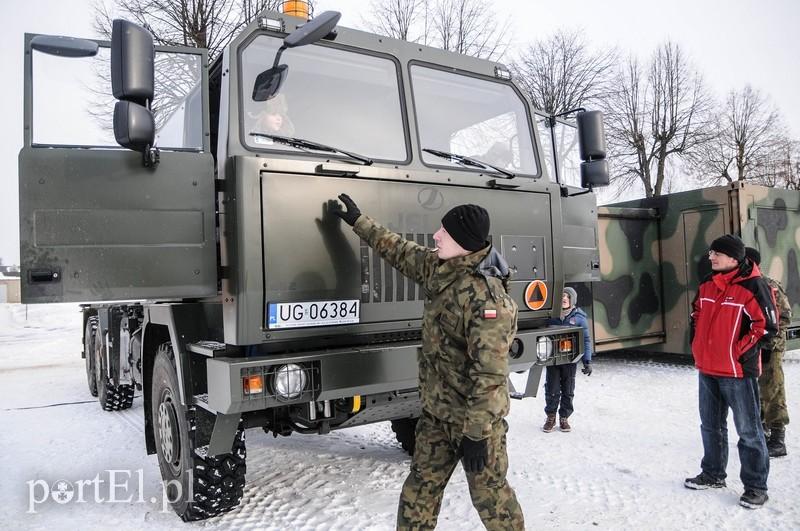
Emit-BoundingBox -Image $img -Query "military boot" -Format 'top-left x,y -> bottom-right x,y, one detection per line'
767,428 -> 787,458
542,414 -> 556,433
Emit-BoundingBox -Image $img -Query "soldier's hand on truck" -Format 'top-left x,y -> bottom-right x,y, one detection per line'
460,437 -> 488,473
582,361 -> 592,376
334,193 -> 362,226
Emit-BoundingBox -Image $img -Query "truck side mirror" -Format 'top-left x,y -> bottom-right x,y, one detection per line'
31,35 -> 99,57
111,19 -> 154,104
114,101 -> 155,152
576,110 -> 609,188
284,11 -> 341,48
252,11 -> 342,102
111,19 -> 158,166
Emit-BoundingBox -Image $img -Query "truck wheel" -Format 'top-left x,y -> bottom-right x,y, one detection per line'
391,417 -> 419,456
93,324 -> 134,411
84,315 -> 99,397
152,342 -> 246,521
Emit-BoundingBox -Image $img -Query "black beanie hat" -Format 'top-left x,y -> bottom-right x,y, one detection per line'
441,204 -> 490,252
710,234 -> 745,261
745,246 -> 761,266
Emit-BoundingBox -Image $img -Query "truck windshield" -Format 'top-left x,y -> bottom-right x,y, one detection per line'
410,65 -> 538,176
240,36 -> 407,162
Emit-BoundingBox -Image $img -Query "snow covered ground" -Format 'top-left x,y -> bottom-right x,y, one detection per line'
1,302 -> 798,530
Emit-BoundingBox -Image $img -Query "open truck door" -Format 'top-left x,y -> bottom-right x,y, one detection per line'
19,24 -> 216,303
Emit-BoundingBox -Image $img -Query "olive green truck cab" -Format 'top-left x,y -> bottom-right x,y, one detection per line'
18,10 -> 609,520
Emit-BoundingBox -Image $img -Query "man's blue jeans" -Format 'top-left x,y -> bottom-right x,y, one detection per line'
698,372 -> 769,492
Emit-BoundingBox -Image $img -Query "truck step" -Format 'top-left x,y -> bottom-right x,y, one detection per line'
187,341 -> 231,358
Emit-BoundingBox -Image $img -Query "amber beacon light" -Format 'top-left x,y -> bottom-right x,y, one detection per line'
282,0 -> 310,19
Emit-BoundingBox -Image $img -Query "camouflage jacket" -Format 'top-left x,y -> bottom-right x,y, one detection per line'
354,216 -> 518,441
764,276 -> 792,352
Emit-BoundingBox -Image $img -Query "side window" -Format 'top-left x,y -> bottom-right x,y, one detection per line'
31,43 -> 203,150
534,115 -> 581,187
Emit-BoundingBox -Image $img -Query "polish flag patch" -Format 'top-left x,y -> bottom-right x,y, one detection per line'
483,309 -> 497,319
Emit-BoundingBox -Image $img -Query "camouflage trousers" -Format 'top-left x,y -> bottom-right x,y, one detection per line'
758,349 -> 790,429
397,412 -> 524,531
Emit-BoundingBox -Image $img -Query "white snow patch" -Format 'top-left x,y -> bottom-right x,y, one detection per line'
1,303 -> 798,530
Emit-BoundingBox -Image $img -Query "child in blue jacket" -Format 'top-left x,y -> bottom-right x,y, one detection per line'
543,287 -> 592,432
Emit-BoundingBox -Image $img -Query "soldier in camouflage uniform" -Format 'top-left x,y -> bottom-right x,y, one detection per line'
745,248 -> 791,458
334,194 -> 525,531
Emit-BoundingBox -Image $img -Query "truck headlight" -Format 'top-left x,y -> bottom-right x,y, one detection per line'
274,364 -> 307,400
536,336 -> 552,362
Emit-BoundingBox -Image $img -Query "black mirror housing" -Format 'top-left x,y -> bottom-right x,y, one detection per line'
31,35 -> 99,57
580,159 -> 610,188
284,11 -> 341,48
576,110 -> 607,160
113,101 -> 155,152
252,64 -> 288,102
111,19 -> 154,105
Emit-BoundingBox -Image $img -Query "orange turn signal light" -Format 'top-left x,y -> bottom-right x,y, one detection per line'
243,375 -> 264,395
558,339 -> 573,353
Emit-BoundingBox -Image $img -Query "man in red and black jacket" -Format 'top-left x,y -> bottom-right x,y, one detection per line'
684,234 -> 777,509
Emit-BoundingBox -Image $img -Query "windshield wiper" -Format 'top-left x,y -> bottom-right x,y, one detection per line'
250,132 -> 373,166
422,148 -> 515,178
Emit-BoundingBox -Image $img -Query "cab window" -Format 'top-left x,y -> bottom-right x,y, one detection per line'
410,65 -> 538,176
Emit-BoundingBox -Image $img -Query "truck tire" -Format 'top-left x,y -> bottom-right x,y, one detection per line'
93,323 -> 134,411
84,315 -> 99,397
391,417 -> 419,456
152,342 -> 246,521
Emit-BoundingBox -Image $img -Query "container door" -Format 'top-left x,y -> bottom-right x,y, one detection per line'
19,34 -> 216,303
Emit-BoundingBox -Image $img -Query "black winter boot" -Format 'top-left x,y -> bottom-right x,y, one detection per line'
767,428 -> 787,458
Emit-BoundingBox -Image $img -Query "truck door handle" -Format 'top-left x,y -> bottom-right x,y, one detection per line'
487,179 -> 519,189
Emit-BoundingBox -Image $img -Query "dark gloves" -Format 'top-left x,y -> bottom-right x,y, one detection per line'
582,361 -> 592,376
762,350 -> 772,365
334,193 -> 361,226
460,437 -> 488,474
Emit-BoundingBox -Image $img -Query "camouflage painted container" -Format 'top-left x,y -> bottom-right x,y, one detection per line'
583,182 -> 800,356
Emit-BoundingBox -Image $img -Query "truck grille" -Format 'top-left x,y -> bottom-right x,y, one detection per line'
360,233 -> 434,304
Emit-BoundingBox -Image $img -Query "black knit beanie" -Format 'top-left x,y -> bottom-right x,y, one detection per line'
710,234 -> 745,261
745,246 -> 761,266
441,204 -> 490,252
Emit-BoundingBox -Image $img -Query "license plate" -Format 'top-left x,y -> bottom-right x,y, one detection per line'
267,300 -> 360,329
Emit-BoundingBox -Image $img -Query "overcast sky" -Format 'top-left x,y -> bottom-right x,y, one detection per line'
2,0 -> 799,265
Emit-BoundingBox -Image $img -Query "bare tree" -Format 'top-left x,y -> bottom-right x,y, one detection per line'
606,42 -> 713,197
430,0 -> 511,60
362,0 -> 423,42
696,85 -> 783,184
91,1 -> 314,130
512,29 -> 617,116
93,0 -> 295,59
363,0 -> 510,59
748,137 -> 800,189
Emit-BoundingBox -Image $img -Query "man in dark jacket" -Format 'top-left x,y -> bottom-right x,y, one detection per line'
745,247 -> 792,458
685,234 -> 777,509
332,194 -> 525,530
542,287 -> 592,433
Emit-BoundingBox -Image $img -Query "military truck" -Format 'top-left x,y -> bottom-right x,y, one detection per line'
18,7 -> 610,520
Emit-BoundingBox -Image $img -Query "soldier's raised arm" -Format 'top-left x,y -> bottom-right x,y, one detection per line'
334,193 -> 436,286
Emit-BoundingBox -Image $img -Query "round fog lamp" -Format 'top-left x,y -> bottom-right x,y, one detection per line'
536,336 -> 552,362
274,363 -> 307,400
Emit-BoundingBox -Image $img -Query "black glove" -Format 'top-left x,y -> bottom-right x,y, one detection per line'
582,361 -> 592,376
334,193 -> 361,226
460,437 -> 488,474
761,349 -> 772,365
